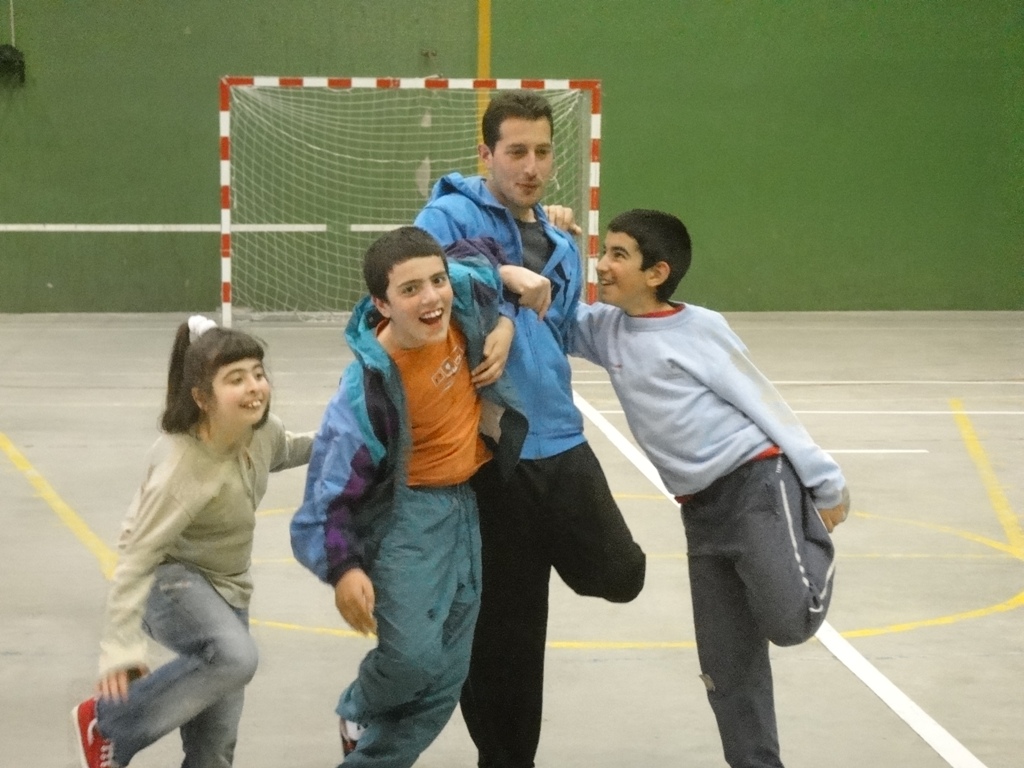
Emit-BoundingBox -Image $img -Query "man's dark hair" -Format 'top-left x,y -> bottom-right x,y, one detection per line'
481,90 -> 554,149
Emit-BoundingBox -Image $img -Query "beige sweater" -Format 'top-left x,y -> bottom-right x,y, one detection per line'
98,413 -> 313,675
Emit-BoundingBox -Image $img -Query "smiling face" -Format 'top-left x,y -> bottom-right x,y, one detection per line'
195,357 -> 271,443
596,231 -> 670,316
372,254 -> 454,350
479,117 -> 554,221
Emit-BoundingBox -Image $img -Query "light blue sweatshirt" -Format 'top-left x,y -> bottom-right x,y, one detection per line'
569,302 -> 847,509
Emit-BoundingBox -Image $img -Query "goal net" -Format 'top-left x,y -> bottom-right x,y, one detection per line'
219,77 -> 601,325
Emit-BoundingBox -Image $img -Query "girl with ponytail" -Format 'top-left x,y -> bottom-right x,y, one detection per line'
72,316 -> 313,768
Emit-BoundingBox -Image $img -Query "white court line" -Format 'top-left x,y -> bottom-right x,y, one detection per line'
572,378 -> 1023,387
815,624 -> 989,768
775,380 -> 1022,386
0,223 -> 327,233
820,449 -> 929,454
592,408 -> 1024,417
793,410 -> 1023,416
573,390 -> 990,768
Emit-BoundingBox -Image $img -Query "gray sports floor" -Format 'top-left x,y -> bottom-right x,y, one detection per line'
1,311 -> 1021,767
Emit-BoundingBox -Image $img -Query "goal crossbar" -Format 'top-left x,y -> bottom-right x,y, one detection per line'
219,76 -> 602,326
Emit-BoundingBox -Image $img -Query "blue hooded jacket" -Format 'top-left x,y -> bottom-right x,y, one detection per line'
414,173 -> 586,460
290,245 -> 527,585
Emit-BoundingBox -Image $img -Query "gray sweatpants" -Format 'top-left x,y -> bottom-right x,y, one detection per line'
681,455 -> 835,768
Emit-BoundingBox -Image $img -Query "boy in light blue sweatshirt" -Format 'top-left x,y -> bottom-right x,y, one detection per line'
517,208 -> 850,768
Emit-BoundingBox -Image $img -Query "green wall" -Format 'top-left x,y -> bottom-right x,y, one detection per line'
495,1 -> 1023,310
0,1 -> 477,311
1,1 -> 1021,311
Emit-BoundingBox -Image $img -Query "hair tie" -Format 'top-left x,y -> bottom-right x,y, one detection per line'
187,315 -> 218,342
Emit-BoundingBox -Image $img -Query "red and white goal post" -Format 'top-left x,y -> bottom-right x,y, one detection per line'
218,76 -> 602,326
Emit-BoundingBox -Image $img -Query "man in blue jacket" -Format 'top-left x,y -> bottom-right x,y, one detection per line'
415,91 -> 646,768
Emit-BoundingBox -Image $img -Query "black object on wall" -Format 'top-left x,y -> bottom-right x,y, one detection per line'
0,43 -> 24,85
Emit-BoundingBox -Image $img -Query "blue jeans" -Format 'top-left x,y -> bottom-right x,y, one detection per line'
337,483 -> 481,768
96,562 -> 259,767
682,455 -> 835,768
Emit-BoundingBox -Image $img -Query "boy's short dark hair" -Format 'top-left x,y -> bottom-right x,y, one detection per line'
363,226 -> 447,301
607,209 -> 692,302
481,90 -> 555,150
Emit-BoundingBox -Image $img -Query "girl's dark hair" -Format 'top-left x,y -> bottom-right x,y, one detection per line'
161,322 -> 268,433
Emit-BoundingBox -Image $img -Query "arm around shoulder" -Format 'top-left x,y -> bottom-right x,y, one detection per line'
266,412 -> 314,471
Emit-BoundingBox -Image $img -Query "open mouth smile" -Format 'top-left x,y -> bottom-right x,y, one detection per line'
420,308 -> 445,325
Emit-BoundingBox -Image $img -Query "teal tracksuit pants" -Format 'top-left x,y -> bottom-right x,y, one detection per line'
336,482 -> 481,768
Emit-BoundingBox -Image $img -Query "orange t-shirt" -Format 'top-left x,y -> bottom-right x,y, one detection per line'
385,323 -> 492,487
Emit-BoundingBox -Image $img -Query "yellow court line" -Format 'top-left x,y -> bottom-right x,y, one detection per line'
5,424 -> 1020,647
249,618 -> 371,641
0,431 -> 118,579
950,398 -> 1024,556
256,507 -> 293,518
843,588 -> 1024,639
853,511 -> 1023,559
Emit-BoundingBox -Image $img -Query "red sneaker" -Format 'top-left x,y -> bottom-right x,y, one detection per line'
71,698 -> 115,768
339,717 -> 365,758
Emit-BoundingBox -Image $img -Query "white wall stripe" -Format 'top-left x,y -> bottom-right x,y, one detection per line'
233,223 -> 327,232
0,224 -> 217,233
349,224 -> 404,232
0,223 -> 328,233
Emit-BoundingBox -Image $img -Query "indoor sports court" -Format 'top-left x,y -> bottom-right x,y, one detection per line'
1,3 -> 1020,768
1,310 -> 1021,767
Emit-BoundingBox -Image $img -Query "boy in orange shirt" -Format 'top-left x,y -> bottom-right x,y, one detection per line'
291,227 -> 526,767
